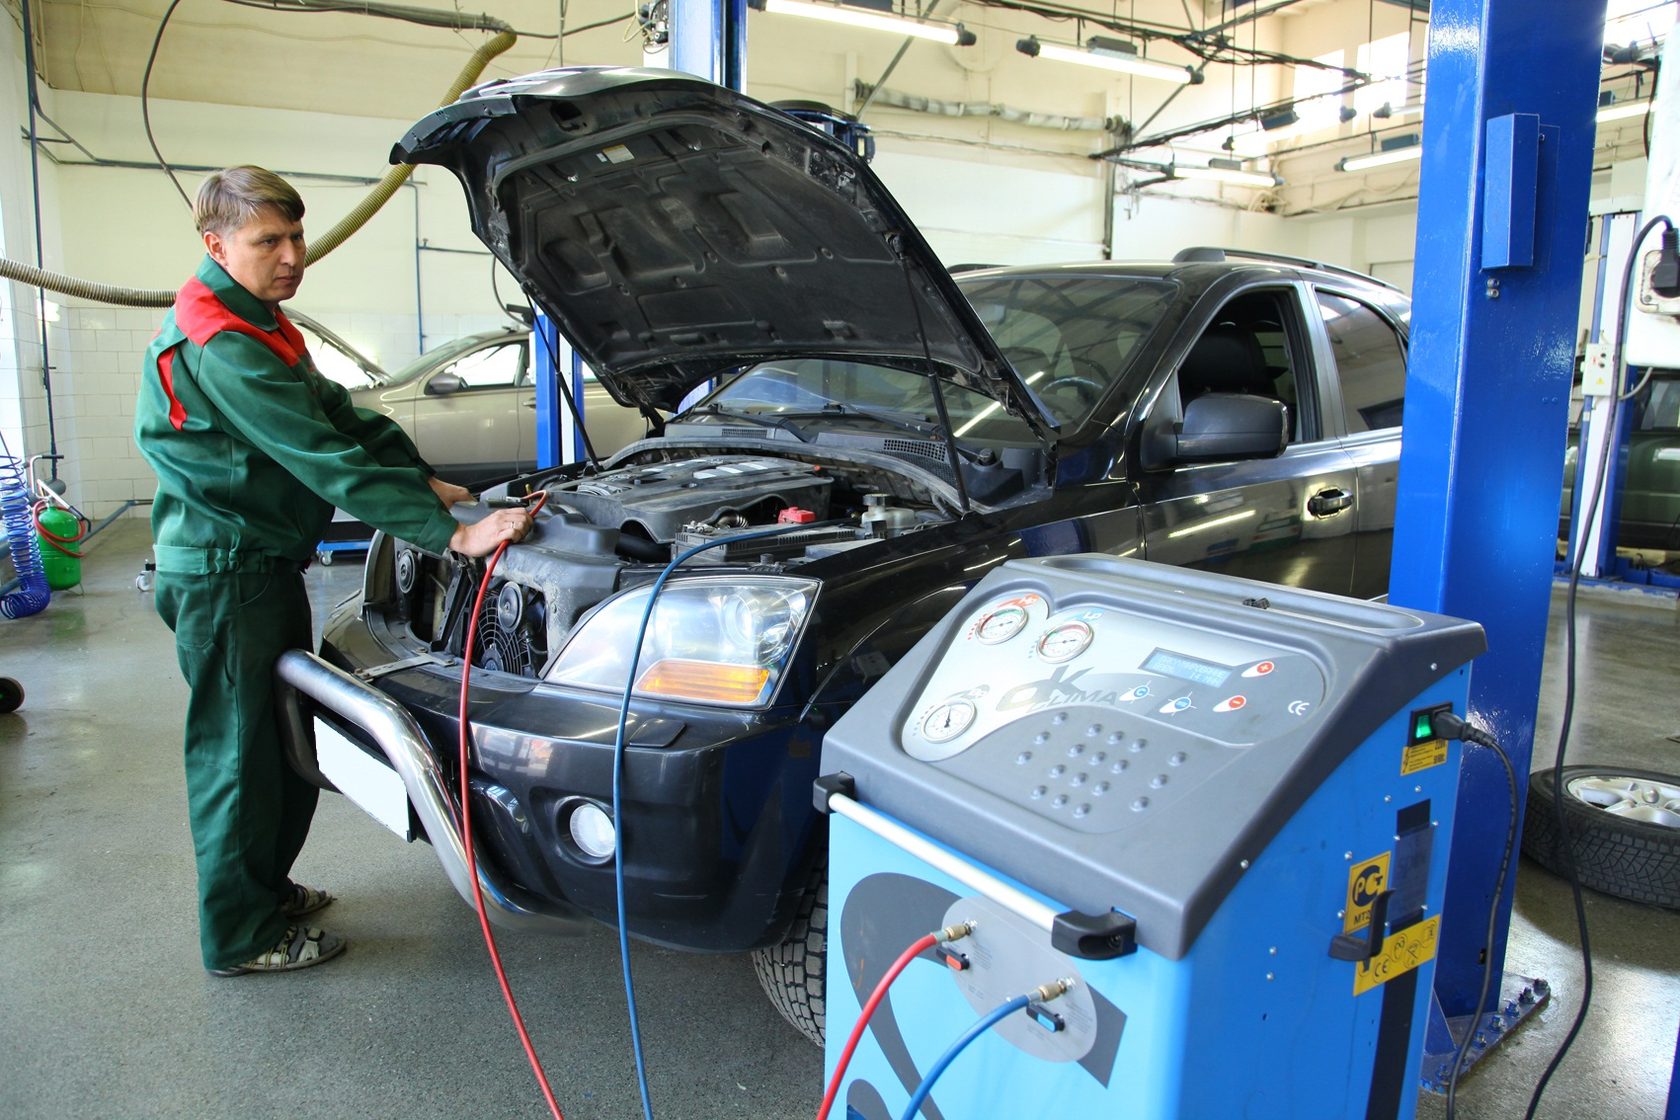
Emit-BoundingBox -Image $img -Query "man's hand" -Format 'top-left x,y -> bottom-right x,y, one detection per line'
428,477 -> 475,507
450,508 -> 534,557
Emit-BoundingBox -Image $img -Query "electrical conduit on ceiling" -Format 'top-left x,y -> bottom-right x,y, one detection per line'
0,18 -> 517,308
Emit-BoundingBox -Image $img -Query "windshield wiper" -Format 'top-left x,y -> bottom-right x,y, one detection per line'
779,402 -> 942,438
682,404 -> 815,443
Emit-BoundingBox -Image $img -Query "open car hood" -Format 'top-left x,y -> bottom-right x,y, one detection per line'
392,66 -> 1057,439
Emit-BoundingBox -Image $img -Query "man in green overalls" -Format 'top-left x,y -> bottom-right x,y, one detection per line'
135,166 -> 534,975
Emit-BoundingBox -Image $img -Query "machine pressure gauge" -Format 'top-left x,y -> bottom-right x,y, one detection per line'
975,604 -> 1029,644
1037,620 -> 1094,663
921,699 -> 978,743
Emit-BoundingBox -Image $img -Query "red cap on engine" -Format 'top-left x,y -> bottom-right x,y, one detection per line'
778,507 -> 817,524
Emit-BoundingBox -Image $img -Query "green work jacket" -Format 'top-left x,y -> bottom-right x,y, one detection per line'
136,256 -> 458,570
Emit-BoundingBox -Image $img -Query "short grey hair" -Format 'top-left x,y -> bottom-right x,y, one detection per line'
194,166 -> 305,235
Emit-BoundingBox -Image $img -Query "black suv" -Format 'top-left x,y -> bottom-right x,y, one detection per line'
278,67 -> 1410,1045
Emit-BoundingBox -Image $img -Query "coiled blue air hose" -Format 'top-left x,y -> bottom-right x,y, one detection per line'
0,455 -> 50,618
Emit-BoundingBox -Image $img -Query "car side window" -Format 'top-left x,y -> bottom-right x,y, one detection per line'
443,342 -> 525,390
1316,292 -> 1406,433
1176,288 -> 1316,444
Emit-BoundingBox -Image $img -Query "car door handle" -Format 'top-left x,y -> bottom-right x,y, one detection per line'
523,400 -> 536,409
1309,488 -> 1354,516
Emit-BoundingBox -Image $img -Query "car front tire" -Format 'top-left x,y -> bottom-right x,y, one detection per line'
751,857 -> 827,1048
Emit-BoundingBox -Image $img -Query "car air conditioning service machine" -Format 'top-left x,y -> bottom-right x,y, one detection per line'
818,555 -> 1486,1119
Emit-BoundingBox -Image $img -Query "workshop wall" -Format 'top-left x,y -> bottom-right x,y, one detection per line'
6,0 -> 1651,518
0,11 -> 54,470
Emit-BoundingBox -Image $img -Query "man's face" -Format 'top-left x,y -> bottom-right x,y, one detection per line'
203,206 -> 305,307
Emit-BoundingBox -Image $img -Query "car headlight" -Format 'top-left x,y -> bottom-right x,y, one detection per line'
544,576 -> 818,707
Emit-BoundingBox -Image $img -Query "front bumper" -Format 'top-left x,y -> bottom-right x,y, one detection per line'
281,613 -> 826,952
274,649 -> 589,934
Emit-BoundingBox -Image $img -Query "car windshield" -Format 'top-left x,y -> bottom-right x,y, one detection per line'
699,273 -> 1176,439
383,333 -> 513,387
957,272 -> 1177,428
702,360 -> 1040,443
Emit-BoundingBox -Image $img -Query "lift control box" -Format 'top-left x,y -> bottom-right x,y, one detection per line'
819,555 -> 1485,1120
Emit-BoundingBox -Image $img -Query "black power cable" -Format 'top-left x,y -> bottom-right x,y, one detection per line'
1429,712 -> 1518,1120
17,0 -> 62,477
141,0 -> 194,212
1524,212 -> 1676,1120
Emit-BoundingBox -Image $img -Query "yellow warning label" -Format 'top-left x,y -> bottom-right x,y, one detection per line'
1353,916 -> 1441,996
1401,737 -> 1448,776
1344,852 -> 1391,933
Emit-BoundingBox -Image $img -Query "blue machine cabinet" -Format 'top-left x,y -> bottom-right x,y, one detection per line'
820,556 -> 1484,1119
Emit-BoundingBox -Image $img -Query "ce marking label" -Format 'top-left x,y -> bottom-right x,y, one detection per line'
1287,700 -> 1312,717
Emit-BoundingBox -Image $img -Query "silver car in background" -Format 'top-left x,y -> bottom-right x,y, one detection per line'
289,311 -> 652,486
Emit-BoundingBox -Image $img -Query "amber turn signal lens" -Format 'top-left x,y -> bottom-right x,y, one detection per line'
636,658 -> 771,703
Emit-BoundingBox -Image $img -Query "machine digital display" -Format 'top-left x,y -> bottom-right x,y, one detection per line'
1142,648 -> 1232,688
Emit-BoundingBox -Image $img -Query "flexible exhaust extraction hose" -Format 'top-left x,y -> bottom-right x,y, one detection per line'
307,27 -> 516,262
0,25 -> 516,308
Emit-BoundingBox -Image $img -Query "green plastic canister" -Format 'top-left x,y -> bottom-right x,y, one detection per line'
35,506 -> 82,590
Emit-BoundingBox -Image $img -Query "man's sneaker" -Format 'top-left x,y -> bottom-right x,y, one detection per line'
281,881 -> 334,918
207,926 -> 347,976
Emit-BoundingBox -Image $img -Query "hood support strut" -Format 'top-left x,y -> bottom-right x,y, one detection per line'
894,236 -> 970,514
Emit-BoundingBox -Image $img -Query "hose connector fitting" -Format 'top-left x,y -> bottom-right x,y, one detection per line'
1030,977 -> 1076,1003
937,921 -> 976,943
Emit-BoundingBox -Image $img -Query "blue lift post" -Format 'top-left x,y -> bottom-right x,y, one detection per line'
670,0 -> 746,91
1387,0 -> 1608,1086
533,313 -> 588,469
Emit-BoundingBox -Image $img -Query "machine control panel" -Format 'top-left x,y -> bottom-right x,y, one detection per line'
902,591 -> 1326,834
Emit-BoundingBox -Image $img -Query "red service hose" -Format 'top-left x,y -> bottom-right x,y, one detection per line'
31,501 -> 87,558
816,927 -> 966,1120
457,492 -> 565,1120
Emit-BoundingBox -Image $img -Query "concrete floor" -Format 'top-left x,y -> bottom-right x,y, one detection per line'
2,518 -> 1676,1119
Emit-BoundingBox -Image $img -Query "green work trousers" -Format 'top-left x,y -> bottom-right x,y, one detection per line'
155,566 -> 316,970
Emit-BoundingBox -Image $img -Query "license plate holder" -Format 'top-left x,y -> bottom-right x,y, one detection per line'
314,718 -> 412,840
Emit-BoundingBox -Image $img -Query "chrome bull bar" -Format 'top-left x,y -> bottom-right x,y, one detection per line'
274,649 -> 586,934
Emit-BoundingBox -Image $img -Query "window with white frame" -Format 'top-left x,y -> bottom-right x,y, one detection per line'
1354,32 -> 1414,117
1604,0 -> 1674,46
1294,49 -> 1347,129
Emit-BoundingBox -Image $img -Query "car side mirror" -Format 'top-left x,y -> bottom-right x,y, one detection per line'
1170,393 -> 1288,463
426,372 -> 465,396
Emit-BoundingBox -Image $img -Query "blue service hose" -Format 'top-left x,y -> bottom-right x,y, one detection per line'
0,456 -> 49,619
611,519 -> 841,1120
898,994 -> 1032,1120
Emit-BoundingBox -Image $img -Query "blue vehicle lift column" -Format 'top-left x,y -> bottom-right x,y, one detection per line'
671,0 -> 747,90
1387,0 -> 1606,1082
533,2 -> 746,468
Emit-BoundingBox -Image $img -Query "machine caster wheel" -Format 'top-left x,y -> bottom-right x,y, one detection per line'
316,549 -> 334,567
752,854 -> 827,1048
0,677 -> 23,714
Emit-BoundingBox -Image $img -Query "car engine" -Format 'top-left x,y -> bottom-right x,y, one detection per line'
373,452 -> 947,680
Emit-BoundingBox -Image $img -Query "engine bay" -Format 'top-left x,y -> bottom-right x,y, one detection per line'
375,451 -> 966,680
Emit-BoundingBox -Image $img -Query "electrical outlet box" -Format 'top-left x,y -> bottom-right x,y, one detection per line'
1626,33 -> 1680,370
1636,251 -> 1680,316
1582,342 -> 1615,396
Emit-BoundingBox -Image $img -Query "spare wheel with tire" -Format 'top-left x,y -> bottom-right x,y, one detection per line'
1521,765 -> 1680,910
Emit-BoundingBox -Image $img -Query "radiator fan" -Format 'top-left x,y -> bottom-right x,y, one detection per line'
472,581 -> 542,677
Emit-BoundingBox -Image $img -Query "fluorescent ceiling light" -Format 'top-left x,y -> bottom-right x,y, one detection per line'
1172,159 -> 1279,188
1018,36 -> 1195,85
763,0 -> 971,45
1338,142 -> 1423,172
1596,99 -> 1651,123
